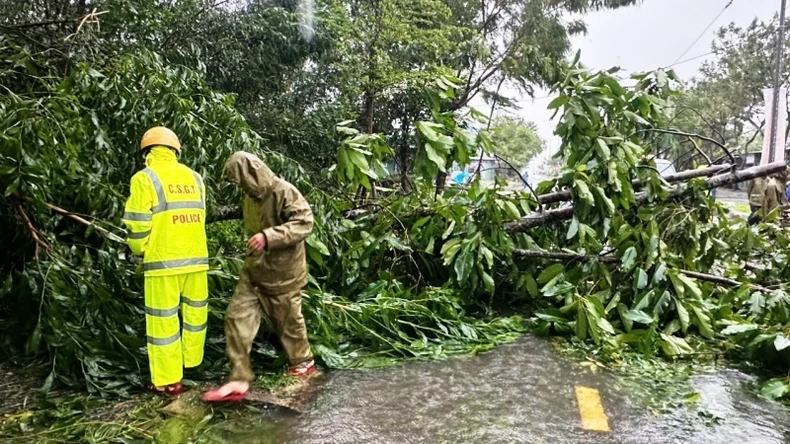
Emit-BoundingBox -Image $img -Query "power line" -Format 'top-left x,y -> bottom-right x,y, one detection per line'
665,51 -> 715,69
672,0 -> 734,65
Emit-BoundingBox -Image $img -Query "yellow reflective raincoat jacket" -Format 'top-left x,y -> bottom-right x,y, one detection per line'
122,147 -> 209,275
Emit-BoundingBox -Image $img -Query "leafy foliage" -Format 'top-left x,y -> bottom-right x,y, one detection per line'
4,0 -> 790,415
489,116 -> 545,170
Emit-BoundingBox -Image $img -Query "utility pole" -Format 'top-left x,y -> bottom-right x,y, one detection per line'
769,0 -> 787,162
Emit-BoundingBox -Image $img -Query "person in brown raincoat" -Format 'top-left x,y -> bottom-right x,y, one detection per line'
747,176 -> 767,225
203,151 -> 314,402
762,169 -> 790,220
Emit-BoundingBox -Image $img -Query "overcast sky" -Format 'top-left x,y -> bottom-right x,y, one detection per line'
486,0 -> 782,146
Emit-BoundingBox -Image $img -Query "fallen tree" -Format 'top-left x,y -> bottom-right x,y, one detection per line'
505,162 -> 786,233
4,41 -> 790,404
536,162 -> 733,205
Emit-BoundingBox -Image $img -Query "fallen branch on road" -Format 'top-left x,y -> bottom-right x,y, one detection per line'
506,162 -> 786,233
536,163 -> 733,205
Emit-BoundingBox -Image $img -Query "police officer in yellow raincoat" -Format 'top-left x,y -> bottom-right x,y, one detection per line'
202,151 -> 314,403
122,127 -> 209,395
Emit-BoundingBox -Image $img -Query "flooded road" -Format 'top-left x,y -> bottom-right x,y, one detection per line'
202,337 -> 790,443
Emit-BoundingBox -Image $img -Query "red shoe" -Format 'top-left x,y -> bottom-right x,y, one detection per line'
201,381 -> 250,403
147,382 -> 184,396
287,360 -> 315,377
202,389 -> 247,403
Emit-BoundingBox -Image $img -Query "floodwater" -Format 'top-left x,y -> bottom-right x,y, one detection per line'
205,337 -> 790,444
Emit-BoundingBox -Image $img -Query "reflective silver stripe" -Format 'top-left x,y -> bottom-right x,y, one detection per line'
127,230 -> 151,240
143,168 -> 205,213
145,306 -> 179,317
165,201 -> 204,211
144,257 -> 209,271
181,297 -> 208,308
147,331 -> 181,346
183,322 -> 208,332
142,168 -> 167,213
192,171 -> 205,209
123,212 -> 152,221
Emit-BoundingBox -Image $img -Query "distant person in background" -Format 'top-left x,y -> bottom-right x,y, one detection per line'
521,171 -> 529,189
747,176 -> 767,225
761,169 -> 789,220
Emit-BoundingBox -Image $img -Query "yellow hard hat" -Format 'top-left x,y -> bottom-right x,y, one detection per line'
140,126 -> 181,152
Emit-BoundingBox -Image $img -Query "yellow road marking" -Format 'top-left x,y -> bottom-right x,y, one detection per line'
575,386 -> 610,432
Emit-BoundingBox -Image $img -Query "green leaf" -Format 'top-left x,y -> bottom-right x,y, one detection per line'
652,262 -> 667,284
538,263 -> 565,284
504,201 -> 521,220
592,185 -> 615,214
424,143 -> 446,172
575,309 -> 588,341
480,269 -> 495,294
441,238 -> 462,265
595,139 -> 611,160
455,249 -> 474,283
636,268 -> 648,290
690,305 -> 714,339
621,247 -> 637,271
774,334 -> 790,352
535,308 -> 569,324
306,236 -> 330,256
525,274 -> 538,297
760,379 -> 790,400
4,177 -> 20,197
442,220 -> 456,240
623,310 -> 653,325
677,274 -> 702,298
676,299 -> 690,333
479,246 -> 494,269
567,217 -> 580,240
659,334 -> 693,356
547,95 -> 569,110
574,180 -> 595,205
624,110 -> 650,125
598,318 -> 615,335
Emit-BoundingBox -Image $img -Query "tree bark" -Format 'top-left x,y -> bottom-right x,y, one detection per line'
537,163 -> 734,205
505,161 -> 787,234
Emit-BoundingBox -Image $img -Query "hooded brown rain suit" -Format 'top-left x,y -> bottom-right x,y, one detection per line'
223,152 -> 314,382
762,175 -> 789,219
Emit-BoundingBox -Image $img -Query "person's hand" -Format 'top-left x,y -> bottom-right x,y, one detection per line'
247,233 -> 266,252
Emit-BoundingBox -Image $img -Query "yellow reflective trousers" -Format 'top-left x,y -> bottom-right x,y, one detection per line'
122,147 -> 210,386
145,272 -> 208,386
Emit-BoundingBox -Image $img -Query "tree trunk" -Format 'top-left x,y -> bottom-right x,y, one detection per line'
505,161 -> 786,234
537,163 -> 733,205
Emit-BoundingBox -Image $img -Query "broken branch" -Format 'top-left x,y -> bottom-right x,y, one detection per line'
537,163 -> 733,205
506,162 -> 786,233
15,202 -> 52,254
513,249 -> 773,293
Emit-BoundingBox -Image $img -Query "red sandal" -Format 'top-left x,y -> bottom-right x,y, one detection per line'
147,382 -> 184,396
202,381 -> 249,403
202,389 -> 247,403
287,360 -> 316,377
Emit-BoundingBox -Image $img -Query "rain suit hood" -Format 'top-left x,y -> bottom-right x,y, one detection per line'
146,146 -> 178,166
223,151 -> 275,199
